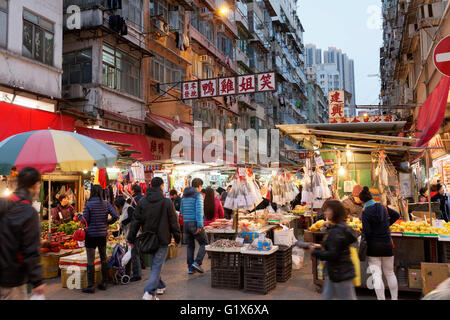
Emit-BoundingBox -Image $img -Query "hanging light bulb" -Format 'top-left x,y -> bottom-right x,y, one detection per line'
346,145 -> 352,158
83,170 -> 88,174
338,167 -> 346,176
4,187 -> 11,196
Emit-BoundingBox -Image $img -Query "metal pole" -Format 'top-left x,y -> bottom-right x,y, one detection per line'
48,174 -> 52,238
426,150 -> 432,225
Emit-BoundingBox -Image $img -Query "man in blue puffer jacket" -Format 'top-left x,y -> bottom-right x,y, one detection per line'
180,178 -> 206,274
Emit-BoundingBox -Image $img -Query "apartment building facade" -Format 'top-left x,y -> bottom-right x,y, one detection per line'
0,0 -> 63,112
380,0 -> 450,142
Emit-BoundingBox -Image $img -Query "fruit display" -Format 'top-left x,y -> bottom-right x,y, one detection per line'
389,221 -> 444,235
40,231 -> 79,253
290,205 -> 307,215
346,217 -> 362,234
309,219 -> 326,232
41,221 -> 57,234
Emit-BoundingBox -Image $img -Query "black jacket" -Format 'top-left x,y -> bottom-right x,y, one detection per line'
171,196 -> 181,212
362,202 -> 400,244
312,223 -> 358,283
127,187 -> 181,246
0,189 -> 43,288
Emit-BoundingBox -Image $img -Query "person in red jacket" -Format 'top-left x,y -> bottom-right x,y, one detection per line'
203,187 -> 224,228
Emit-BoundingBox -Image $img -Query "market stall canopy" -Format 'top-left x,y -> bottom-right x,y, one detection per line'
276,121 -> 414,149
0,130 -> 118,175
75,127 -> 154,162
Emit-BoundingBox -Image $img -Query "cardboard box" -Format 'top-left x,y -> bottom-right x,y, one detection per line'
411,211 -> 436,221
421,263 -> 450,295
408,268 -> 422,289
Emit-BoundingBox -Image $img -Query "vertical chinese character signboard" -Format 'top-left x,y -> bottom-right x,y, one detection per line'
328,90 -> 345,123
182,81 -> 199,100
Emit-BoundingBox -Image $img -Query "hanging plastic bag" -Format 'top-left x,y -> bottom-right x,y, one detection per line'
121,246 -> 132,266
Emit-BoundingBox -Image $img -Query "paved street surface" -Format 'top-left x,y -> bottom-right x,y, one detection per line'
45,246 -> 421,300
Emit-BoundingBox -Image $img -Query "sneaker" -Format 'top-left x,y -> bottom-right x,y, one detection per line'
156,288 -> 166,295
142,292 -> 159,300
192,262 -> 204,274
130,276 -> 142,282
188,267 -> 194,274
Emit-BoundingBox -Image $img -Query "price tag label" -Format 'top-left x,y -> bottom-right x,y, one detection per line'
258,233 -> 266,241
433,219 -> 445,229
315,156 -> 324,167
58,212 -> 63,220
235,237 -> 244,244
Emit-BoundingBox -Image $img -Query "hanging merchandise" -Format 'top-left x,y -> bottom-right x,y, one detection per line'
301,166 -> 313,204
98,168 -> 108,189
131,162 -> 146,183
312,167 -> 332,199
224,168 -> 262,210
270,171 -> 297,206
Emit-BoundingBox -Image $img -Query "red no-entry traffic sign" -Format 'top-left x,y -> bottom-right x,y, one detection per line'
434,35 -> 450,77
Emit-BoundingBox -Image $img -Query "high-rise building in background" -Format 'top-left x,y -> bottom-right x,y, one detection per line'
308,45 -> 356,115
305,43 -> 322,67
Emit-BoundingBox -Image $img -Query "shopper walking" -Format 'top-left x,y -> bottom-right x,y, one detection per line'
123,184 -> 145,280
0,167 -> 45,300
127,177 -> 181,301
418,187 -> 429,203
431,184 -> 450,222
310,200 -> 358,300
203,187 -> 224,227
180,178 -> 207,274
359,187 -> 400,300
170,189 -> 181,212
81,185 -> 118,293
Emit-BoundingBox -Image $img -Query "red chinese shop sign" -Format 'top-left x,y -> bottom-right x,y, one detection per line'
328,90 -> 396,124
182,72 -> 276,100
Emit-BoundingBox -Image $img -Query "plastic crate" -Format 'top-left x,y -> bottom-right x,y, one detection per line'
211,269 -> 243,290
211,251 -> 242,271
243,270 -> 277,295
243,253 -> 276,275
276,246 -> 292,267
441,241 -> 450,263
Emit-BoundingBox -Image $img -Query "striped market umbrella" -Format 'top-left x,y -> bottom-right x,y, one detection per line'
0,129 -> 119,175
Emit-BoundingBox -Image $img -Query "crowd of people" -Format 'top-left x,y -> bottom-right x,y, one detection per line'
1,167 -> 449,301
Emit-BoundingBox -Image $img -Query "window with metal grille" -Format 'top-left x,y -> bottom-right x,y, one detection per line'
63,48 -> 93,86
102,44 -> 141,97
22,9 -> 54,66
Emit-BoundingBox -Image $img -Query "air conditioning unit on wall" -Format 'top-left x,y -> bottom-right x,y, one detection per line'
63,84 -> 85,99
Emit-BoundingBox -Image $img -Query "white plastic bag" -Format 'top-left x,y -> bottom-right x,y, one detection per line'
292,246 -> 305,270
273,227 -> 295,246
30,294 -> 46,300
121,246 -> 132,266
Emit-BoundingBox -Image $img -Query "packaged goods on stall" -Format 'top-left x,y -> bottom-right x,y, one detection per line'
210,239 -> 245,248
239,219 -> 261,232
271,172 -> 297,206
204,219 -> 233,231
248,238 -> 274,251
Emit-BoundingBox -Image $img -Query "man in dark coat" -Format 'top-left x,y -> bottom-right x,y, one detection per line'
0,167 -> 45,300
128,177 -> 181,300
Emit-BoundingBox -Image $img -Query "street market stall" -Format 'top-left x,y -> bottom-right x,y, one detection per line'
276,122 -> 450,294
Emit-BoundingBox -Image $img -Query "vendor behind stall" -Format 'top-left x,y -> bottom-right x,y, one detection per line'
341,185 -> 363,219
51,193 -> 76,225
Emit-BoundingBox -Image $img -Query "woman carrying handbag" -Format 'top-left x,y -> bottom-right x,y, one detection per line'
81,185 -> 118,293
359,187 -> 400,300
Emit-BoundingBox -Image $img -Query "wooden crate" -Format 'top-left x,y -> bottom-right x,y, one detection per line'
41,255 -> 59,279
61,267 -> 102,289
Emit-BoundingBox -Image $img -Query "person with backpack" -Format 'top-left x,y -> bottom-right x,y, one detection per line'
359,187 -> 400,300
122,184 -> 145,281
0,167 -> 45,300
127,177 -> 181,300
180,178 -> 207,274
81,185 -> 118,294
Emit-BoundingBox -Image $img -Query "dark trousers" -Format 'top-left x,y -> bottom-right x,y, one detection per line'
184,221 -> 208,267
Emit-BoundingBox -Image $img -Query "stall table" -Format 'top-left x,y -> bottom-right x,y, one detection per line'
308,231 -> 440,293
